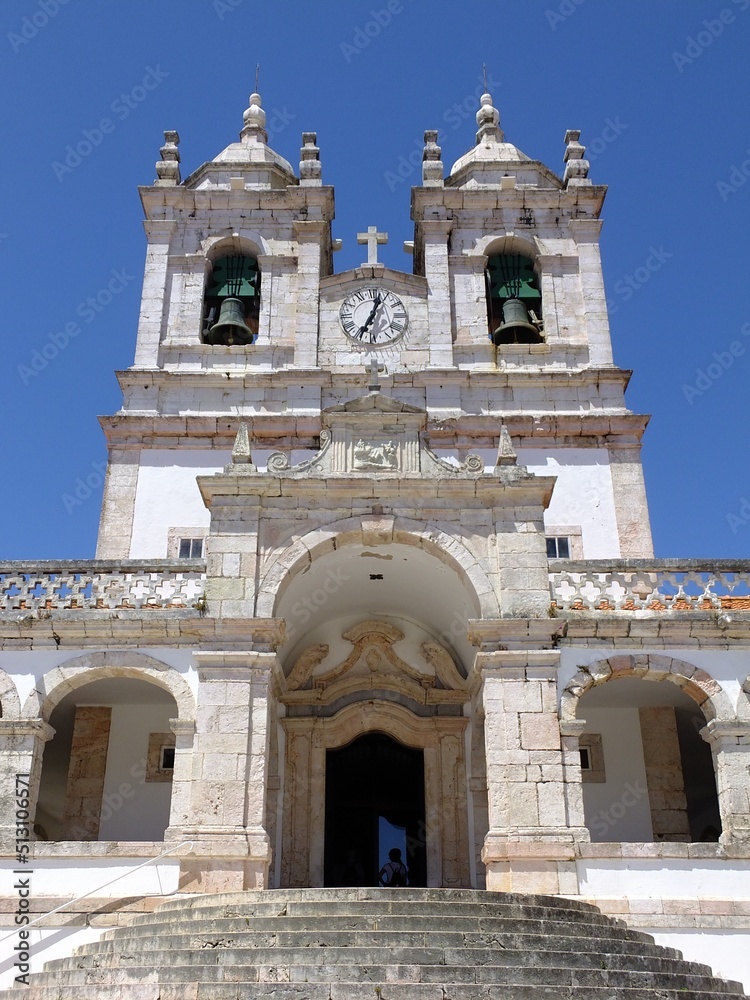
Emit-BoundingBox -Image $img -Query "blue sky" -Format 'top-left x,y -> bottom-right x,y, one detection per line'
1,0 -> 749,559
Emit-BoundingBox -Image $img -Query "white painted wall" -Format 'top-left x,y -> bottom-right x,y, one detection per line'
577,706 -> 653,842
516,447 -> 620,558
578,858 -> 750,898
99,703 -> 174,841
647,930 -> 750,993
129,447 -> 317,557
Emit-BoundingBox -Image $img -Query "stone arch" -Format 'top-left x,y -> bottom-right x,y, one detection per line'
256,514 -> 499,620
21,651 -> 196,722
280,698 -> 469,889
560,653 -> 734,725
0,668 -> 21,720
202,231 -> 268,262
478,233 -> 540,261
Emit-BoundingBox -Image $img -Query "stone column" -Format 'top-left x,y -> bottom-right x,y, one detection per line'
292,221 -> 326,367
422,220 -> 454,366
479,649 -> 585,894
701,721 -> 750,842
609,445 -> 654,557
164,719 -> 196,834
255,253 -> 297,350
204,496 -> 261,618
96,449 -> 139,558
178,651 -> 275,892
450,253 -> 489,348
0,720 -> 54,855
133,220 -> 176,368
568,218 -> 613,367
164,253 -> 208,346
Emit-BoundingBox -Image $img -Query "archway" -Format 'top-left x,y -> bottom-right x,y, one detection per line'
324,733 -> 426,888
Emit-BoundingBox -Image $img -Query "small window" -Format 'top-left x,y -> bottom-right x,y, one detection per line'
546,536 -> 570,559
160,746 -> 175,770
579,747 -> 591,770
579,733 -> 606,783
179,538 -> 204,559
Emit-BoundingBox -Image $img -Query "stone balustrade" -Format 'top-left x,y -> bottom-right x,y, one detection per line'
0,560 -> 205,613
550,560 -> 750,613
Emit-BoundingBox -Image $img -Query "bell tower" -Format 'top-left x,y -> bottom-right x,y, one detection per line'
96,87 -> 651,565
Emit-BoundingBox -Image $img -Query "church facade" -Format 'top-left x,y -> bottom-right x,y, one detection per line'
2,89 -> 750,989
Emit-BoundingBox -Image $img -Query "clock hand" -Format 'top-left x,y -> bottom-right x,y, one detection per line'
357,293 -> 382,335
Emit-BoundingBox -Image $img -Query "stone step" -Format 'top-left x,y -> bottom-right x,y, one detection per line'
0,889 -> 745,1000
80,918 -> 656,954
2,983 -> 749,1000
27,957 -> 745,992
122,899 -> 628,930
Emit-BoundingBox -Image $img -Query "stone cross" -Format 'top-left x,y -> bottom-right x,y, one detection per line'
357,225 -> 388,264
367,357 -> 381,392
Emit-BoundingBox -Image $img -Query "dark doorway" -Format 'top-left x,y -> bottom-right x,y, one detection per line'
324,733 -> 426,887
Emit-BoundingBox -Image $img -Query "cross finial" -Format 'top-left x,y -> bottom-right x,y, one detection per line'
367,358 -> 382,392
357,225 -> 388,265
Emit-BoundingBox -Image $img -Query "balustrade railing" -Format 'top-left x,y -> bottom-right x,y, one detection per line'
0,561 -> 205,613
550,560 -> 750,613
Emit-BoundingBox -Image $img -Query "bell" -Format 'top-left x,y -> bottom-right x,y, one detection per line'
492,298 -> 543,345
206,297 -> 255,346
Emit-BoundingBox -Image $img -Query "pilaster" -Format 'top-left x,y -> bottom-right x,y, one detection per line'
293,221 -> 326,367
176,650 -> 275,893
0,720 -> 55,855
568,219 -> 613,366
702,721 -> 750,842
478,648 -> 586,894
133,220 -> 176,368
422,220 -> 454,366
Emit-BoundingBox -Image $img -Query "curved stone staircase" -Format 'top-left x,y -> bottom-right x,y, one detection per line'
3,888 -> 748,999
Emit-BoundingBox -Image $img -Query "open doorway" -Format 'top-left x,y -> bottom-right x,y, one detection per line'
324,733 -> 426,887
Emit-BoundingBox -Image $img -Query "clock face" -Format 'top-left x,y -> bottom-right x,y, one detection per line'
339,286 -> 408,346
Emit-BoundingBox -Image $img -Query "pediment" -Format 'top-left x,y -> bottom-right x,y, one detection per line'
281,619 -> 467,707
323,392 -> 425,416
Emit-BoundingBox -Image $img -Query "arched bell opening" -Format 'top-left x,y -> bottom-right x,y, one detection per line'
485,252 -> 544,345
35,677 -> 178,843
324,732 -> 426,888
202,253 -> 260,345
577,676 -> 721,844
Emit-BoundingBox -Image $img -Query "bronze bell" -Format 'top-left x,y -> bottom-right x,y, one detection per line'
206,297 -> 255,346
492,298 -> 543,345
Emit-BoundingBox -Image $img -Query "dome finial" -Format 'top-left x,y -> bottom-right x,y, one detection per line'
241,82 -> 268,144
476,83 -> 503,145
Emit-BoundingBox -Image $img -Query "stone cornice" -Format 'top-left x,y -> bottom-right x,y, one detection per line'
99,411 -> 649,451
0,615 -> 285,650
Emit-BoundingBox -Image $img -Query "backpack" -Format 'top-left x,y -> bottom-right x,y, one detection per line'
387,861 -> 407,887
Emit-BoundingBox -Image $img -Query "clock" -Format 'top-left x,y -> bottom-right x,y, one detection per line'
339,286 -> 408,346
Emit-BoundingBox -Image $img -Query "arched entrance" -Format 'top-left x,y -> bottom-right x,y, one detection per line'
324,733 -> 426,887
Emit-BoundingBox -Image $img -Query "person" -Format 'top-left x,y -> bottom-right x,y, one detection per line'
379,847 -> 408,887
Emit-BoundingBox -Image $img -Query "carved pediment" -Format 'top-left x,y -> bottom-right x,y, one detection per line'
282,619 -> 467,706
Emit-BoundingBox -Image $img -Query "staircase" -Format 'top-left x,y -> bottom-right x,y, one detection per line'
3,888 -> 748,999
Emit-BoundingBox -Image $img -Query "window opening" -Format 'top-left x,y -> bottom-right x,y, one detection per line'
486,253 -> 544,345
203,254 -> 260,346
546,536 -> 570,559
160,746 -> 175,770
179,538 -> 204,559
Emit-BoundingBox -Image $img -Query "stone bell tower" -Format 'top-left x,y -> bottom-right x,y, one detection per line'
88,84 -> 656,891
